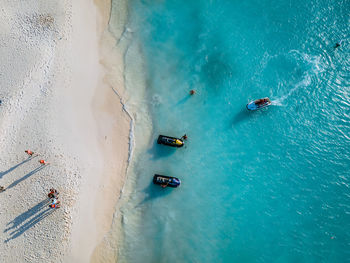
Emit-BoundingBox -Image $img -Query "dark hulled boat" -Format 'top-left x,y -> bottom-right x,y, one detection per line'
157,135 -> 184,147
153,174 -> 181,188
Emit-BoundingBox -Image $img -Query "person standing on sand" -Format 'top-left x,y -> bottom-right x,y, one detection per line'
49,198 -> 61,209
25,150 -> 37,157
39,159 -> 49,165
48,188 -> 59,199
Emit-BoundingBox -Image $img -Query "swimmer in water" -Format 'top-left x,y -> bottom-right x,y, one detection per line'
334,40 -> 343,49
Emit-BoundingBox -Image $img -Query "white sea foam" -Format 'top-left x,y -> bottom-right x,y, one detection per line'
102,5 -> 159,260
111,86 -> 135,163
272,50 -> 325,105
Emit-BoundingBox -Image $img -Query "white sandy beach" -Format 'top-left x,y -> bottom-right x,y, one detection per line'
0,0 -> 130,262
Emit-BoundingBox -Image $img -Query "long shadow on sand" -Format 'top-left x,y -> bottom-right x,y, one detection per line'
6,165 -> 46,190
147,139 -> 176,160
4,199 -> 54,243
136,182 -> 174,208
0,156 -> 37,179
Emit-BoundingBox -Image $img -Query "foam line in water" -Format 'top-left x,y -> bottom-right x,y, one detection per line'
272,50 -> 325,105
289,50 -> 325,75
111,86 -> 135,163
272,74 -> 311,105
271,99 -> 285,106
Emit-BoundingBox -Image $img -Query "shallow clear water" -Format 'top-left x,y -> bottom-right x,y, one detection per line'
115,0 -> 350,262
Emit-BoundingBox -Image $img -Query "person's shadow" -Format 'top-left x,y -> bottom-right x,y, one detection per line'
6,165 -> 46,190
147,139 -> 177,160
4,199 -> 54,242
0,156 -> 37,179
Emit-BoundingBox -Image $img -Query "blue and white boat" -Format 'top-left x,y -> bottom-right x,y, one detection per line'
246,97 -> 272,111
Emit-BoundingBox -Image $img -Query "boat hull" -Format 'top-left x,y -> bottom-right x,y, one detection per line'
246,101 -> 271,111
153,174 -> 181,188
157,135 -> 184,147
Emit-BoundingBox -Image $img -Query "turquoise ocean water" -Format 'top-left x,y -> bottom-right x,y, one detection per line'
113,0 -> 350,262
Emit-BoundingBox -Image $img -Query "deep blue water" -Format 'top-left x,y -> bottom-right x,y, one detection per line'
114,0 -> 350,262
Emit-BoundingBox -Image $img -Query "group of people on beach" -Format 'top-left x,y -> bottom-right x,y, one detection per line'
0,149 -> 60,209
25,150 -> 59,208
25,149 -> 50,165
48,188 -> 60,209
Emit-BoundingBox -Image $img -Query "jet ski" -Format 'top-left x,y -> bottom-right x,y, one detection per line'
153,174 -> 181,188
157,135 -> 184,147
246,97 -> 271,111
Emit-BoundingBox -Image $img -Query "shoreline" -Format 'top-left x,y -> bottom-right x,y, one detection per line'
89,0 -> 157,261
89,0 -> 138,261
68,0 -> 132,262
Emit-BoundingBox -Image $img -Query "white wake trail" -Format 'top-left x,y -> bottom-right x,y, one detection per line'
271,50 -> 325,106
